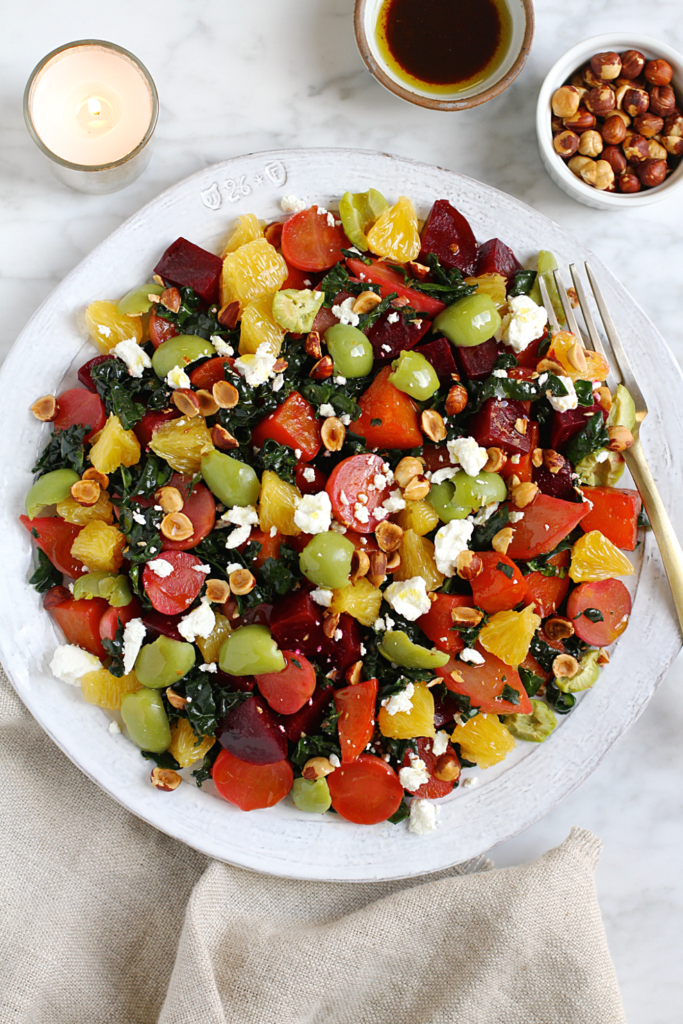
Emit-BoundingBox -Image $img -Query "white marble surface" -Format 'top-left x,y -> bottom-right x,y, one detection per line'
1,1 -> 682,1019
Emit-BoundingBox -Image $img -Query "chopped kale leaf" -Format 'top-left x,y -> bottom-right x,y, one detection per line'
29,549 -> 62,593
32,424 -> 89,477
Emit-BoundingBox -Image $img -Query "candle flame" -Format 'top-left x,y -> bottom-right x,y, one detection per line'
87,97 -> 101,116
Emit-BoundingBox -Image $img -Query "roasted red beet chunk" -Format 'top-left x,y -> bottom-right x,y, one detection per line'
366,310 -> 431,360
533,452 -> 579,502
549,399 -> 607,452
454,337 -> 501,381
414,337 -> 459,385
469,397 -> 532,456
77,354 -> 113,393
419,199 -> 478,276
217,696 -> 288,765
278,684 -> 335,742
477,238 -> 523,289
154,237 -> 223,305
269,592 -> 361,675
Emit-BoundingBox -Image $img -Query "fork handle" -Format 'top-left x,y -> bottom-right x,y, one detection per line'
625,438 -> 683,637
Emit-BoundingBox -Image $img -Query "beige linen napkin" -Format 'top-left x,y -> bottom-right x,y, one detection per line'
0,668 -> 626,1024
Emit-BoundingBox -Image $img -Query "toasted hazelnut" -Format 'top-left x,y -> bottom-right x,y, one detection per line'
662,135 -> 683,156
514,417 -> 528,436
542,449 -> 565,475
394,456 -> 424,489
591,51 -> 622,81
42,585 -> 73,609
622,86 -> 649,117
434,753 -> 460,783
626,131 -> 652,164
264,221 -> 284,247
375,520 -> 404,553
82,467 -> 109,489
618,171 -> 642,193
217,301 -> 240,329
608,425 -> 634,451
484,447 -> 507,473
633,112 -> 665,138
450,669 -> 464,684
420,409 -> 446,442
302,756 -> 336,781
664,112 -> 683,137
597,649 -> 610,666
352,290 -> 382,314
602,145 -> 628,174
451,606 -> 484,627
305,330 -> 322,360
596,386 -> 612,413
150,767 -> 182,791
531,447 -> 544,468
160,287 -> 181,313
582,159 -> 615,190
552,85 -> 581,118
583,65 -> 603,89
544,616 -> 575,641
403,475 -> 431,501
456,550 -> 483,581
367,550 -> 388,587
386,552 -> 402,573
194,389 -> 220,417
637,158 -> 668,187
570,70 -> 586,90
322,612 -> 340,638
647,138 -> 668,161
552,114 -> 564,133
310,355 -> 334,380
649,85 -> 675,118
172,388 -> 201,418
620,49 -> 646,79
155,485 -> 184,513
568,155 -> 595,179
563,107 -> 596,132
567,341 -> 588,373
321,416 -> 346,452
30,394 -> 59,421
160,511 -> 194,541
445,383 -> 468,416
212,424 -> 239,450
229,568 -> 256,595
491,526 -> 513,554
511,481 -> 538,509
166,687 -> 188,710
645,59 -> 673,86
350,549 -> 370,581
205,579 -> 230,603
585,85 -> 616,117
552,654 -> 580,679
212,379 -> 239,409
554,130 -> 580,157
601,114 -> 627,145
507,474 -> 522,490
70,479 -> 101,506
345,660 -> 363,686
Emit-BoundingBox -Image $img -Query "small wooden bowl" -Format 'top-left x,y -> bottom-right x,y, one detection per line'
354,0 -> 535,111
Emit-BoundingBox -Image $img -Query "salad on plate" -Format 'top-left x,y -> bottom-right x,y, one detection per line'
22,188 -> 641,835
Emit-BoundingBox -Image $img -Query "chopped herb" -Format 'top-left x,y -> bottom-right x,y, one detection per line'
574,379 -> 595,406
388,799 -> 411,824
580,607 -> 604,623
519,665 -> 544,698
141,749 -> 181,770
32,424 -> 89,477
318,263 -> 380,307
528,632 -> 558,673
371,417 -> 383,427
497,561 -> 514,579
561,634 -> 589,660
101,621 -> 126,678
448,692 -> 481,723
508,269 -> 537,297
406,253 -> 477,306
291,658 -> 302,670
28,549 -> 62,593
471,505 -> 509,550
545,679 -> 576,715
451,610 -> 488,649
291,732 -> 341,769
564,412 -> 610,465
500,684 -> 520,705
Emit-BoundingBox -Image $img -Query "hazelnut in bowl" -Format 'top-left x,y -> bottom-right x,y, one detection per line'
536,34 -> 683,208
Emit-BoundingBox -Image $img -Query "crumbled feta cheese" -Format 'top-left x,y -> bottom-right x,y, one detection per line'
122,618 -> 146,675
334,628 -> 343,641
199,662 -> 218,673
447,436 -> 488,477
381,344 -> 392,353
234,342 -> 277,387
192,564 -> 211,574
326,211 -> 336,228
112,338 -> 152,378
317,206 -> 328,215
330,519 -> 347,533
462,776 -> 479,789
329,753 -> 341,768
374,617 -> 386,631
383,577 -> 431,620
166,365 -> 191,390
178,597 -> 215,643
596,449 -> 610,463
382,489 -> 406,514
461,648 -> 485,665
472,501 -> 499,526
294,491 -> 332,534
310,588 -> 333,607
372,505 -> 390,520
409,799 -> 439,835
547,376 -> 578,413
434,519 -> 474,577
496,295 -> 548,353
222,504 -> 258,548
510,454 -> 521,464
387,311 -> 400,324
226,530 -> 251,551
492,368 -> 508,378
431,466 -> 458,485
353,502 -> 370,524
108,720 -> 121,734
373,473 -> 388,490
537,373 -> 548,386
302,467 -> 317,483
304,279 -> 312,287
432,731 -> 450,757
281,194 -> 307,213
333,375 -> 347,385
360,644 -> 367,656
226,562 -> 242,574
210,335 -> 234,357
340,413 -> 351,426
509,510 -> 525,523
319,403 -> 336,418
399,752 -> 430,792
132,510 -> 147,526
332,297 -> 359,328
272,374 -> 285,392
269,525 -> 277,538
294,449 -> 302,459
382,682 -> 415,716
50,645 -> 102,686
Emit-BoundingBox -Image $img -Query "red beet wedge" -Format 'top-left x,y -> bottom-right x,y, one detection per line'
154,237 -> 223,305
419,199 -> 478,276
477,238 -> 523,289
366,310 -> 431,360
468,397 -> 532,456
414,337 -> 459,385
217,696 -> 288,765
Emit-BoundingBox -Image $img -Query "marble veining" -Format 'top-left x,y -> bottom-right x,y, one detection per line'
1,2 -> 682,1021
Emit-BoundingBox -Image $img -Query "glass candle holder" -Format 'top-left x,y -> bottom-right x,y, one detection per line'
24,40 -> 159,195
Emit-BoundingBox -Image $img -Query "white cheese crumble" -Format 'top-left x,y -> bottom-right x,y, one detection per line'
319,403 -> 336,418
462,776 -> 479,789
192,564 -> 211,574
409,799 -> 439,835
387,311 -> 400,324
461,648 -> 485,665
280,194 -> 307,213
178,597 -> 216,643
310,588 -> 333,607
547,376 -> 578,413
332,296 -> 360,328
210,335 -> 234,357
302,466 -> 317,483
166,365 -> 191,390
272,374 -> 285,392
199,663 -> 218,673
373,473 -> 388,490
108,720 -> 121,734
510,454 -> 521,464
492,368 -> 508,378
383,576 -> 431,620
330,520 -> 347,533
399,752 -> 430,792
112,338 -> 152,378
382,489 -> 406,514
431,466 -> 458,485
447,436 -> 488,477
434,518 -> 474,577
234,342 -> 277,388
132,511 -> 147,526
50,645 -> 102,686
432,731 -> 450,757
294,491 -> 332,534
269,525 -> 277,538
509,510 -> 525,523
496,295 -> 548,353
334,628 -> 343,641
472,501 -> 499,526
226,563 -> 242,574
222,504 -> 259,548
339,413 -> 351,426
326,211 -> 336,228
382,682 -> 414,715
333,375 -> 347,385
122,618 -> 146,675
353,502 -> 370,524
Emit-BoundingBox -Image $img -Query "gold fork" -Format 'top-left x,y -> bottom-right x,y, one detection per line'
537,265 -> 683,636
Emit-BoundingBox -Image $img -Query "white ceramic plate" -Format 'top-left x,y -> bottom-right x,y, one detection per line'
3,149 -> 681,881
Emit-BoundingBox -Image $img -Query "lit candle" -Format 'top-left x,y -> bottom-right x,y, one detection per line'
24,40 -> 158,194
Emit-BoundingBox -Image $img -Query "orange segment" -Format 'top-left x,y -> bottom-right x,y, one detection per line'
451,712 -> 515,769
238,295 -> 286,356
393,530 -> 444,592
222,213 -> 264,256
569,530 -> 635,583
330,577 -> 383,627
149,416 -> 214,475
57,489 -> 114,525
89,415 -> 141,475
70,520 -> 126,572
478,604 -> 542,667
169,718 -> 215,768
81,668 -> 141,709
196,612 -> 232,664
220,238 -> 287,310
85,300 -> 143,353
366,196 -> 420,263
378,681 -> 435,739
258,470 -> 302,537
548,331 -> 610,382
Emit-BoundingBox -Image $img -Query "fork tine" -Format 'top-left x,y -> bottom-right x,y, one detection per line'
552,269 -> 582,336
538,275 -> 560,334
568,265 -> 604,356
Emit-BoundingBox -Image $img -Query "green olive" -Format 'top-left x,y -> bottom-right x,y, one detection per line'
201,451 -> 260,508
555,649 -> 601,694
299,532 -> 355,589
151,334 -> 216,379
379,630 -> 450,670
291,776 -> 332,814
73,571 -> 113,601
25,468 -> 80,519
218,624 -> 286,676
338,188 -> 389,249
98,574 -> 133,607
433,293 -> 501,347
324,323 -> 374,378
502,699 -> 557,742
272,289 -> 324,332
388,350 -> 440,400
134,635 -> 196,689
120,689 -> 171,753
117,282 -> 164,317
427,471 -> 507,522
574,450 -> 625,488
